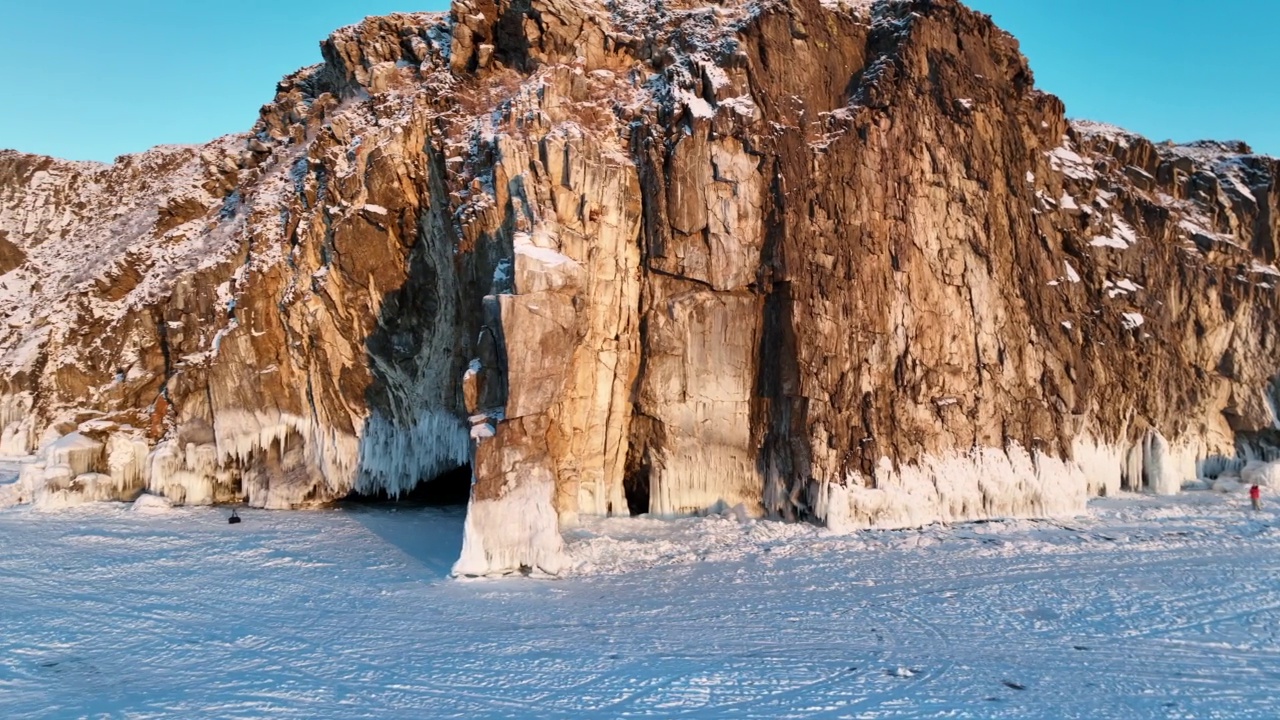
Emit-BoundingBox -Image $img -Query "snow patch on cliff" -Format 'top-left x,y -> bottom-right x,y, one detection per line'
1091,218 -> 1138,249
1047,141 -> 1096,181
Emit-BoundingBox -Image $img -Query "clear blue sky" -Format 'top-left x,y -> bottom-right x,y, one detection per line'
1,1 -> 1276,162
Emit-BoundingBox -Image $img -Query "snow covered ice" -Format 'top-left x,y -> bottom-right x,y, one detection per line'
2,466 -> 1280,718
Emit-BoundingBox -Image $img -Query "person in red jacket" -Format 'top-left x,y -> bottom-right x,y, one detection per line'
1250,484 -> 1262,511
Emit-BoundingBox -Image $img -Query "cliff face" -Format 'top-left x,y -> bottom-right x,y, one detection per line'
1,0 -> 1278,574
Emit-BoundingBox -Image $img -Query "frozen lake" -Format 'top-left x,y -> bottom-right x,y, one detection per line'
1,491 -> 1278,718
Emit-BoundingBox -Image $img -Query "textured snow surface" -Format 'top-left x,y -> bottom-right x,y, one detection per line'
2,474 -> 1279,718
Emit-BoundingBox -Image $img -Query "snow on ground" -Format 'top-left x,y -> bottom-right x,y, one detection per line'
1,483 -> 1279,718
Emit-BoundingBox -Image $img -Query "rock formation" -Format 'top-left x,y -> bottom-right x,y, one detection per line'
1,0 -> 1278,574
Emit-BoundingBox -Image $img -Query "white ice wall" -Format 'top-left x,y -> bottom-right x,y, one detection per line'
0,393 -> 35,456
453,470 -> 566,577
818,444 -> 1090,533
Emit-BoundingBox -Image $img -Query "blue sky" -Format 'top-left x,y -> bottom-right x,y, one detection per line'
1,0 -> 1276,161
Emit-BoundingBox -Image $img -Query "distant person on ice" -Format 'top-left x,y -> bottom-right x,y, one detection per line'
1251,484 -> 1262,511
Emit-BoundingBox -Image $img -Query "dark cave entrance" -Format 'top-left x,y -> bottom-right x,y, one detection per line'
343,464 -> 474,507
623,462 -> 650,517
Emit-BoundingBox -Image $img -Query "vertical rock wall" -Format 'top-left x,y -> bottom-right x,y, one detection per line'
1,0 -> 1278,575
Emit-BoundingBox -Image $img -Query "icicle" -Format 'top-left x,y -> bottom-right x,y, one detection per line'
210,409 -> 361,508
44,433 -> 103,477
1071,435 -> 1126,497
0,393 -> 35,456
1142,431 -> 1188,496
146,440 -> 228,505
106,433 -> 150,496
355,409 -> 471,497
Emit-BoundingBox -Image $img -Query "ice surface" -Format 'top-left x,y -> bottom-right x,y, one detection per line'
2,492 -> 1279,718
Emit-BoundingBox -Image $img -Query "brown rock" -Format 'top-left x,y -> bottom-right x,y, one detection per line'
1,0 -> 1278,575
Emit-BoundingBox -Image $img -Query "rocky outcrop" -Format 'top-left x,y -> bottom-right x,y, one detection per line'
1,0 -> 1278,574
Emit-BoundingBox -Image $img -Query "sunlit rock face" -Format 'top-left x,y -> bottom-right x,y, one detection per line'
1,0 -> 1279,574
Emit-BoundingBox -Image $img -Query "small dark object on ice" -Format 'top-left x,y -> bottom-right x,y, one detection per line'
1002,680 -> 1026,691
228,510 -> 242,525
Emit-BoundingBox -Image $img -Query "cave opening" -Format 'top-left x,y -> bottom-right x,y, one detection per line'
344,464 -> 474,507
623,462 -> 651,517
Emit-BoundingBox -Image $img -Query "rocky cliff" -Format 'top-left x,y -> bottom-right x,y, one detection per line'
2,0 -> 1278,575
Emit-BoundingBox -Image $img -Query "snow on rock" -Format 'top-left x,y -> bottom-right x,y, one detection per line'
1121,312 -> 1145,330
1090,218 -> 1139,249
1071,119 -> 1139,148
1104,278 -> 1141,298
1063,260 -> 1082,283
1047,141 -> 1096,181
512,240 -> 586,295
676,89 -> 716,120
